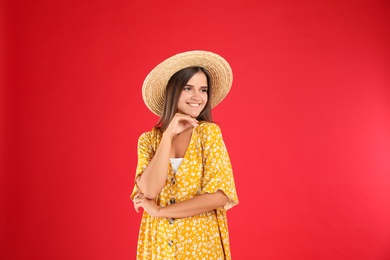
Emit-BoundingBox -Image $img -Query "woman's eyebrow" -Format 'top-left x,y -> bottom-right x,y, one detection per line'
185,84 -> 208,88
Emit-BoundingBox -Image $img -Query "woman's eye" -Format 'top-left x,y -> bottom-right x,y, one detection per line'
183,87 -> 191,91
201,89 -> 208,93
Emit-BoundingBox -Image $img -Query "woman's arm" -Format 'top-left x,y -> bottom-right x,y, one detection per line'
135,132 -> 172,199
133,190 -> 228,218
136,113 -> 198,199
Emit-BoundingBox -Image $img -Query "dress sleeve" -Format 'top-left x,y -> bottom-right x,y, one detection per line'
199,123 -> 239,210
130,131 -> 155,200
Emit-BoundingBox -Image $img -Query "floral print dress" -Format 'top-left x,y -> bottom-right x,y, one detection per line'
131,122 -> 238,259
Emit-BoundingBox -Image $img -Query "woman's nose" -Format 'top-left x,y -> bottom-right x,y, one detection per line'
191,91 -> 201,100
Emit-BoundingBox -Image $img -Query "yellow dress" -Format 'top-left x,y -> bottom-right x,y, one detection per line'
131,122 -> 238,260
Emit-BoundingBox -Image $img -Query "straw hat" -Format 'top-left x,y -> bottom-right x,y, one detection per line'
142,50 -> 233,116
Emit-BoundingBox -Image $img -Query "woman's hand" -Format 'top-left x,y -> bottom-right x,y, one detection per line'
133,193 -> 161,217
164,113 -> 198,138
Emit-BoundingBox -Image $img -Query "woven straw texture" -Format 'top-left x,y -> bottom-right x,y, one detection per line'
142,50 -> 233,116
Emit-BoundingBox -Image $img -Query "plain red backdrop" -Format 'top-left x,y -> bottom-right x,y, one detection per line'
1,0 -> 390,259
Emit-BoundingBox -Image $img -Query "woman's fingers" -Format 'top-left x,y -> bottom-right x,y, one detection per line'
133,193 -> 145,213
166,113 -> 198,135
134,195 -> 149,209
178,113 -> 198,125
177,114 -> 198,126
134,193 -> 145,200
133,196 -> 160,216
133,197 -> 143,213
134,202 -> 139,213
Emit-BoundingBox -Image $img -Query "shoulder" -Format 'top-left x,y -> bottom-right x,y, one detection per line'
197,121 -> 221,133
196,121 -> 224,141
138,127 -> 162,144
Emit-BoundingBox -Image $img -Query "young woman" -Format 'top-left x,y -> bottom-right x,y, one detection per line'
131,51 -> 238,260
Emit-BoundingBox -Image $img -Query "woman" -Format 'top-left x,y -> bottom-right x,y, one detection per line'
131,50 -> 238,260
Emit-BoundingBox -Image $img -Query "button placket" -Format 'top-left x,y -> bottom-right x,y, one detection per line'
171,168 -> 177,184
167,164 -> 178,247
168,196 -> 176,224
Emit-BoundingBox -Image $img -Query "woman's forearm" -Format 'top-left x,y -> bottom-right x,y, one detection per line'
157,190 -> 228,218
136,132 -> 173,199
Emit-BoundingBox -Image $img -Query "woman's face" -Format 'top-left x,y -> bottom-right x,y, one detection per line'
177,71 -> 208,118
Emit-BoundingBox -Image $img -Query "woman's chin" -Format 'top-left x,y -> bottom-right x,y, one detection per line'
180,111 -> 200,118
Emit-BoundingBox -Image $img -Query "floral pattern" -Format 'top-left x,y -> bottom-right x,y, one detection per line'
131,122 -> 238,259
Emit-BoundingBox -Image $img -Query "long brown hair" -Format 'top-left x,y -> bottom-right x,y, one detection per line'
156,67 -> 213,132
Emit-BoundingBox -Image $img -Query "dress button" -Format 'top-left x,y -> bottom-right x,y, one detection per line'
171,177 -> 176,184
170,198 -> 176,204
168,240 -> 173,247
168,218 -> 175,224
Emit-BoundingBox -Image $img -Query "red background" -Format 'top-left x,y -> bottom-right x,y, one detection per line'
2,0 -> 390,259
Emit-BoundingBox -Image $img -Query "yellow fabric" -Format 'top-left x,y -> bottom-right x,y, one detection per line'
131,122 -> 238,260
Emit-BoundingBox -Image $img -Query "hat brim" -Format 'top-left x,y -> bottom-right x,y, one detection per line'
142,50 -> 233,116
